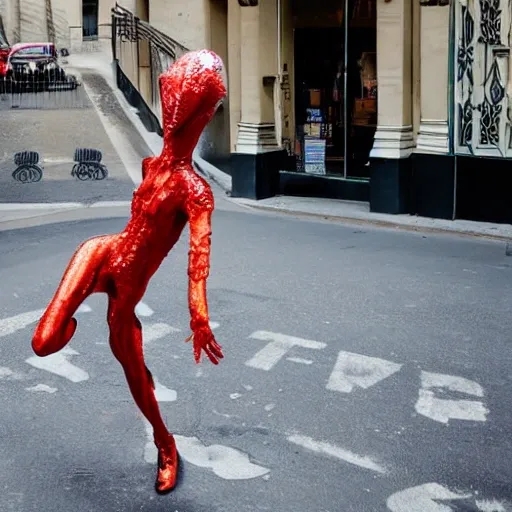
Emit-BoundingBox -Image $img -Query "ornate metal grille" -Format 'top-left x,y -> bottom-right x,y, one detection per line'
454,0 -> 512,157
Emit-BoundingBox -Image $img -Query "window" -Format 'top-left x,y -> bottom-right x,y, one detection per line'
83,0 -> 99,39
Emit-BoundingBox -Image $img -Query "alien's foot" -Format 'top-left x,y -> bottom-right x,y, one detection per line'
155,436 -> 179,495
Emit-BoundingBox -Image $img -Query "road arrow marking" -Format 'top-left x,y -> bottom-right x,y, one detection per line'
387,483 -> 509,512
0,305 -> 92,338
26,346 -> 89,383
415,371 -> 489,424
326,351 -> 402,394
387,483 -> 471,511
245,331 -> 326,371
142,322 -> 180,345
0,309 -> 45,338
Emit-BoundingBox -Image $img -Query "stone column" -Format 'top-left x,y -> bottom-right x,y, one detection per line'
412,1 -> 455,220
227,0 -> 241,153
415,6 -> 450,153
369,0 -> 414,213
230,0 -> 287,199
235,0 -> 279,154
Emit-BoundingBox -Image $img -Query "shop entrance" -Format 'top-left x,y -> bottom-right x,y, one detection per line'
293,0 -> 376,180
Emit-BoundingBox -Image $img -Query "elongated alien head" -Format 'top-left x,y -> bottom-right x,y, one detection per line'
159,49 -> 227,142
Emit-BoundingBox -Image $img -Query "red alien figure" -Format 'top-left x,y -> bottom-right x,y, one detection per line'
31,49 -> 227,494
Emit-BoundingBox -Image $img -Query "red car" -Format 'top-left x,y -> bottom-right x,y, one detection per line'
0,21 -> 9,77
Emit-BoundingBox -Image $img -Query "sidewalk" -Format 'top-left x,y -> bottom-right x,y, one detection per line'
230,195 -> 512,242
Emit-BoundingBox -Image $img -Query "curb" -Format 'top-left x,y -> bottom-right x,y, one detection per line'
0,202 -> 131,232
238,202 -> 512,243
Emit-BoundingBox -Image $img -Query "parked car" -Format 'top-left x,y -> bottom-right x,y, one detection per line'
0,17 -> 10,80
3,42 -> 77,92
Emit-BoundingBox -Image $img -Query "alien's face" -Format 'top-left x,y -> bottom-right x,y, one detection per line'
159,50 -> 227,135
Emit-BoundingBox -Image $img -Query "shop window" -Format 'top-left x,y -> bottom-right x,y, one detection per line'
292,0 -> 377,180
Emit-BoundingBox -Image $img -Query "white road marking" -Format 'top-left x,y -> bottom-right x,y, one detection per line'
0,304 -> 91,339
25,347 -> 89,383
174,435 -> 270,480
154,380 -> 177,402
143,421 -> 270,480
143,421 -> 158,463
26,384 -> 57,394
0,202 -> 82,211
475,499 -> 508,511
230,393 -> 242,400
0,366 -> 24,380
286,357 -> 313,365
135,302 -> 154,317
326,351 -> 402,394
415,371 -> 489,424
209,321 -> 220,330
76,303 -> 92,313
264,403 -> 275,412
387,483 -> 472,512
142,322 -> 180,345
245,331 -> 326,371
287,434 -> 386,474
0,367 -> 14,379
0,309 -> 45,338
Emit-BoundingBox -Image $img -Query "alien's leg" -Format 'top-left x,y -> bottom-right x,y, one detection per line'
32,235 -> 114,357
107,299 -> 179,494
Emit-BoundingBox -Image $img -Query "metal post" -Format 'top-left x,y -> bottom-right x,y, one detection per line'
343,0 -> 349,179
111,12 -> 117,61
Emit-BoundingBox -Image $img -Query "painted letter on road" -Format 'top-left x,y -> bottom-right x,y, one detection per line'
415,371 -> 489,424
245,331 -> 326,371
326,351 -> 402,394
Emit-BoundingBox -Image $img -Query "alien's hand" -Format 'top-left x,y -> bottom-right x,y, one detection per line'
185,324 -> 224,365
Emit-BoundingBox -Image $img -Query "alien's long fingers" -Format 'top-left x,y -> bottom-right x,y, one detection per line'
210,342 -> 223,359
204,346 -> 221,365
193,345 -> 202,364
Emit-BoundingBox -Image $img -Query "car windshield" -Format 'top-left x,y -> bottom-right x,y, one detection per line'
13,46 -> 54,58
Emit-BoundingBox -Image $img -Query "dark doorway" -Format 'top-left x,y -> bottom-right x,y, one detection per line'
83,0 -> 99,39
292,0 -> 377,179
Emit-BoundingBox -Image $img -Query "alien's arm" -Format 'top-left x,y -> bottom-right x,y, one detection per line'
187,206 -> 212,329
185,197 -> 223,364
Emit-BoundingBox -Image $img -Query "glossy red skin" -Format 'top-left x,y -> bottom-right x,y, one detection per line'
31,49 -> 227,494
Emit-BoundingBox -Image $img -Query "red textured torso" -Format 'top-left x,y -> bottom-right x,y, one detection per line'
95,50 -> 224,306
99,160 -> 213,302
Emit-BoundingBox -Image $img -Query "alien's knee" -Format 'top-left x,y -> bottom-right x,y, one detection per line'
32,317 -> 77,357
32,327 -> 53,357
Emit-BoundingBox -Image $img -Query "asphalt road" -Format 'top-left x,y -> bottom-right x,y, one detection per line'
0,201 -> 511,512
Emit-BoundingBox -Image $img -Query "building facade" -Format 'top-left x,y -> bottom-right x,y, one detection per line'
111,0 -> 511,225
0,0 -> 116,51
2,0 -> 509,224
